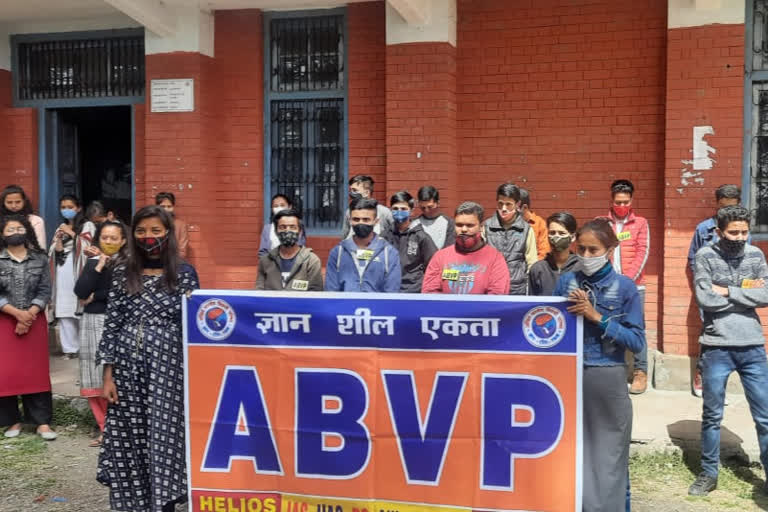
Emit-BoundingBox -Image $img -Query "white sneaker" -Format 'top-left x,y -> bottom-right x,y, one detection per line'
3,428 -> 20,438
37,427 -> 57,441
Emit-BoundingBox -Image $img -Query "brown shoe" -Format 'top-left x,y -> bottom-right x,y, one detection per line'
629,370 -> 647,394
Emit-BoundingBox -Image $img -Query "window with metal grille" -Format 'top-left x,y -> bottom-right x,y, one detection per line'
269,15 -> 344,92
266,13 -> 346,232
747,1 -> 768,233
269,99 -> 344,230
14,33 -> 145,102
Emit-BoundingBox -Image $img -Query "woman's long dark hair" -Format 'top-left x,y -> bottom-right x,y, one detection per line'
0,214 -> 43,253
1,185 -> 35,217
59,194 -> 87,234
125,206 -> 180,295
94,220 -> 129,268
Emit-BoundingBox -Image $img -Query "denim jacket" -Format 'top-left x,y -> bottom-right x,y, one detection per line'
553,264 -> 645,366
0,249 -> 51,311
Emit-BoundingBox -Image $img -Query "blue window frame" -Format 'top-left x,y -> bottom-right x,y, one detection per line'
264,9 -> 349,235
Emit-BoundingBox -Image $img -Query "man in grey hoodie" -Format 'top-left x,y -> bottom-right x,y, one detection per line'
689,205 -> 768,497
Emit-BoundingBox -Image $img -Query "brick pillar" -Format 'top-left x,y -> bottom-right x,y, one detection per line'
662,15 -> 745,358
385,0 -> 458,210
144,53 -> 218,286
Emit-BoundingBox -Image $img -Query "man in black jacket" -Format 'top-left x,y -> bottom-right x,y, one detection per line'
383,191 -> 438,293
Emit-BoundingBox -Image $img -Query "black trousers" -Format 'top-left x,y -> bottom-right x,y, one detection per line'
0,392 -> 53,426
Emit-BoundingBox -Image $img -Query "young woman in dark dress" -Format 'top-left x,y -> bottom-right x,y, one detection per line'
97,206 -> 199,512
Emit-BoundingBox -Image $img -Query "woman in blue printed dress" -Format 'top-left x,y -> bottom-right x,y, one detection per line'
97,205 -> 199,512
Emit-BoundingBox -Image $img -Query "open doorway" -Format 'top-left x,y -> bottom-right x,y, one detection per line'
53,106 -> 133,225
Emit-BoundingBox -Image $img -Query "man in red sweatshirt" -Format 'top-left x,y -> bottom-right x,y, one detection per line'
422,201 -> 510,295
604,179 -> 650,394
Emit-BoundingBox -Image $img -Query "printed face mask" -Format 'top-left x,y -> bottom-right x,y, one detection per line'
456,232 -> 481,252
135,235 -> 168,256
579,254 -> 608,276
352,223 -> 374,238
277,230 -> 299,248
548,234 -> 573,252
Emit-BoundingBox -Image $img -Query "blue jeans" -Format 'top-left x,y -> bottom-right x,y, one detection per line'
632,288 -> 647,372
700,345 -> 768,477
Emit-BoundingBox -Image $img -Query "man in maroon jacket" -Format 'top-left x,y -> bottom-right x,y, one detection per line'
422,201 -> 510,295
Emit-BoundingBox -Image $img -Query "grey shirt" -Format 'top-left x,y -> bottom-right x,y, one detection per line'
413,213 -> 456,249
695,243 -> 768,347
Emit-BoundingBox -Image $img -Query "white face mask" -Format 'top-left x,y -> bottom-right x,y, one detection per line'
272,207 -> 287,216
579,254 -> 608,276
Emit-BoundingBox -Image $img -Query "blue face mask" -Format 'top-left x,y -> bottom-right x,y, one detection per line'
392,210 -> 410,224
60,208 -> 77,220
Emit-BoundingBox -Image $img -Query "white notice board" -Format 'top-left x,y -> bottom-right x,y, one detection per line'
150,79 -> 195,113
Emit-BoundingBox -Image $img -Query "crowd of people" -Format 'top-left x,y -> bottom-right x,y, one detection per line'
0,175 -> 766,510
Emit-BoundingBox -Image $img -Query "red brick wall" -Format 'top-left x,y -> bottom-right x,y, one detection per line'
663,23 -> 746,356
386,42 -> 458,206
348,2 -> 387,206
212,10 -> 264,289
144,52 -> 217,286
0,71 -> 11,189
456,0 -> 667,348
0,69 -> 39,207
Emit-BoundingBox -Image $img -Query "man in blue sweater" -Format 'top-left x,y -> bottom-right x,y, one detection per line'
325,198 -> 401,293
689,205 -> 768,497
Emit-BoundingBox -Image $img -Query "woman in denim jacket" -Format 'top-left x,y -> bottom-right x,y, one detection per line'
553,219 -> 645,512
0,214 -> 54,440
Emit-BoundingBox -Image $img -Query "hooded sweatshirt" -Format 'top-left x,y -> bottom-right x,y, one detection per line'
528,252 -> 582,296
694,242 -> 768,347
382,223 -> 438,293
325,234 -> 401,293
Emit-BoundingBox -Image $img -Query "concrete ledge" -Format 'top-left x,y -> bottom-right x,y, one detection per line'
652,351 -> 745,394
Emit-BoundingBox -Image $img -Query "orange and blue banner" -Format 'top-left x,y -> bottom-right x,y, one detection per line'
184,291 -> 583,512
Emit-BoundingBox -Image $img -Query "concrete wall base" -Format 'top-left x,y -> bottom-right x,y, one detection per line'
651,351 -> 745,394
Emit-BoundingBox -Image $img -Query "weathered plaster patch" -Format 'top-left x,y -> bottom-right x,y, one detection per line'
681,126 -> 716,186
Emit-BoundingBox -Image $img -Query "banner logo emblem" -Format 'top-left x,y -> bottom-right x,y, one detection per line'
523,306 -> 566,349
197,299 -> 236,341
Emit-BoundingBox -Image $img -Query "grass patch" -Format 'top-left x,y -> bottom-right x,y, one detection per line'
0,434 -> 56,497
631,451 -> 768,510
52,397 -> 97,430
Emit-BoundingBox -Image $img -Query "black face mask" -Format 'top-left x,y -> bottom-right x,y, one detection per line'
3,234 -> 26,247
277,230 -> 299,248
352,223 -> 374,239
349,191 -> 363,202
720,237 -> 746,256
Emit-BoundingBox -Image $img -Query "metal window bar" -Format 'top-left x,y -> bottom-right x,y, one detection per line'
270,99 -> 344,230
270,15 -> 344,92
16,36 -> 144,100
